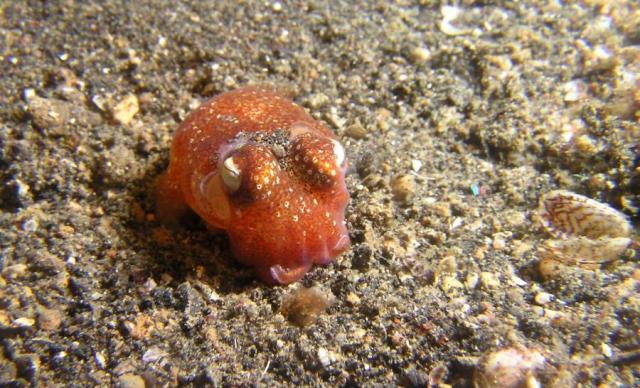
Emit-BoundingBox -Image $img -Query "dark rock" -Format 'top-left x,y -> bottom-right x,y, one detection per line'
175,282 -> 205,333
0,179 -> 32,212
0,326 -> 33,339
352,244 -> 372,270
14,354 -> 38,381
68,277 -> 90,299
151,287 -> 175,308
0,354 -> 17,382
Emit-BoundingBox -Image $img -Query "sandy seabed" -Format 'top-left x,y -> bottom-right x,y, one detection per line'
1,1 -> 639,386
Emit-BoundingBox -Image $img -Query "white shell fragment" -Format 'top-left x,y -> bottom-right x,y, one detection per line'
142,346 -> 168,363
562,80 -> 587,102
534,292 -> 554,305
537,190 -> 631,239
474,347 -> 545,388
317,347 -> 331,367
440,6 -> 469,36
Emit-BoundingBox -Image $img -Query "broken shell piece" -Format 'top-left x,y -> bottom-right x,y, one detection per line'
537,190 -> 631,239
539,237 -> 635,270
562,80 -> 588,102
474,347 -> 545,388
440,6 -> 466,36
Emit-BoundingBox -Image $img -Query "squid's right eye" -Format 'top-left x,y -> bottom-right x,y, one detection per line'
289,133 -> 347,187
221,156 -> 242,193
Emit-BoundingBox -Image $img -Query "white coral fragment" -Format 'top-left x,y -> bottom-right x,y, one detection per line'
440,6 -> 469,36
474,348 -> 545,388
562,80 -> 587,102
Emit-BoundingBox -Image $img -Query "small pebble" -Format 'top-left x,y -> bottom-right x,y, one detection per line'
346,292 -> 361,306
112,94 -> 139,125
392,175 -> 416,204
538,257 -> 565,281
409,46 -> 431,63
23,88 -> 36,100
344,122 -> 368,139
492,233 -> 507,251
21,217 -> 38,233
27,95 -> 101,133
280,287 -> 333,327
317,347 -> 331,367
440,5 -> 468,36
27,96 -> 69,129
118,373 -> 146,388
13,317 -> 35,328
4,264 -> 28,279
474,347 -> 545,388
37,308 -> 63,331
465,273 -> 479,289
470,183 -> 480,196
437,256 -> 457,274
92,94 -> 109,111
563,80 -> 587,102
307,93 -> 329,109
429,202 -> 452,219
142,346 -> 167,363
440,275 -> 464,295
534,292 -> 554,305
95,352 -> 107,369
511,275 -> 527,287
573,134 -> 599,156
15,354 -> 39,381
479,272 -> 500,289
601,343 -> 613,358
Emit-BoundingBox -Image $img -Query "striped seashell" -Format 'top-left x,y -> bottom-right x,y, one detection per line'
539,236 -> 635,269
537,190 -> 631,239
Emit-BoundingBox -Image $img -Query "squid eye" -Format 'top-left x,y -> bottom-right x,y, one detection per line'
221,156 -> 242,193
219,145 -> 280,202
331,139 -> 346,166
290,133 -> 346,187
